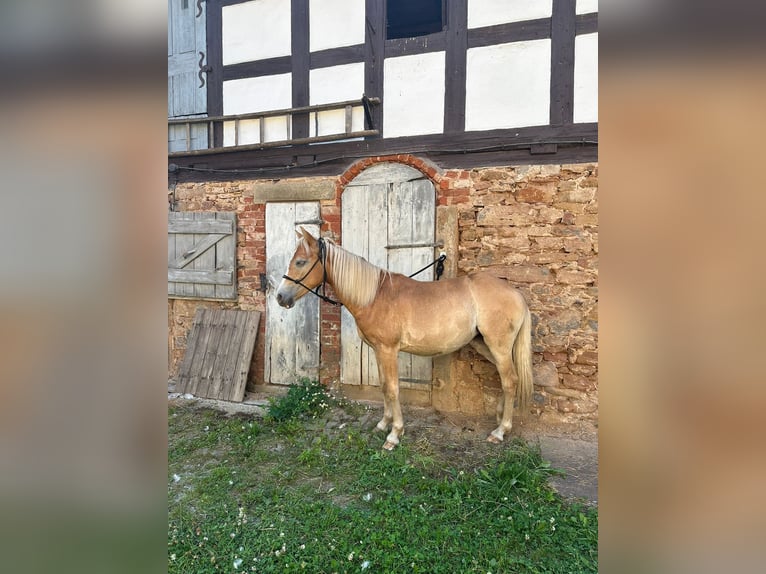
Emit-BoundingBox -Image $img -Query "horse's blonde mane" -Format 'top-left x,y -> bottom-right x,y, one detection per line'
324,240 -> 386,308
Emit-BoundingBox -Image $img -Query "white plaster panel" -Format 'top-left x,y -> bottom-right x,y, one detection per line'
573,33 -> 598,123
309,108 -> 364,137
576,0 -> 599,15
467,0 -> 552,29
309,0 -> 365,52
465,40 -> 551,130
223,0 -> 291,65
264,116 -> 290,142
223,73 -> 292,115
223,119 -> 262,147
383,52 -> 445,138
309,63 -> 365,105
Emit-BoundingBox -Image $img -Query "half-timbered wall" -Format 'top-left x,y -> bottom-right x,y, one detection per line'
169,0 -> 597,176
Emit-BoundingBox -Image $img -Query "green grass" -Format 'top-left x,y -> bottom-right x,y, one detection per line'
168,387 -> 597,574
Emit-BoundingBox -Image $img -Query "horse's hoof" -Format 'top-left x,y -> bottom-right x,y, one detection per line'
486,434 -> 503,444
376,421 -> 388,432
382,440 -> 397,451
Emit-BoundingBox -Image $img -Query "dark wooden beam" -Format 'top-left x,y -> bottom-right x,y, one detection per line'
206,0 -> 224,148
291,0 -> 310,139
444,0 -> 468,133
550,0 -> 576,125
310,44 -> 366,69
364,0 -> 385,132
170,123 -> 598,181
467,17 -> 551,49
223,55 -> 292,81
576,12 -> 598,36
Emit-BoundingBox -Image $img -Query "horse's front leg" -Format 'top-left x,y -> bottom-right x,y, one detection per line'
373,346 -> 403,450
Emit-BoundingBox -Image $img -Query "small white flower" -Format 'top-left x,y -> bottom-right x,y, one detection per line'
280,532 -> 285,538
550,517 -> 556,524
229,480 -> 234,485
361,561 -> 370,570
204,425 -> 209,431
172,474 -> 181,483
170,553 -> 176,561
299,544 -> 306,550
233,558 -> 243,569
551,525 -> 556,532
230,532 -> 236,538
363,493 -> 373,502
348,552 -> 354,561
525,534 -> 530,541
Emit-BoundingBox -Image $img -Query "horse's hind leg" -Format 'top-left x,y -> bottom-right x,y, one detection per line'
481,332 -> 520,444
373,346 -> 404,450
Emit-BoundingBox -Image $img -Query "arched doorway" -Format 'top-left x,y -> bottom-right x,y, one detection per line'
340,162 -> 437,389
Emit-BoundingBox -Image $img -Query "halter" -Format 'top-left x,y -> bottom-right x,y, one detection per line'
282,237 -> 341,306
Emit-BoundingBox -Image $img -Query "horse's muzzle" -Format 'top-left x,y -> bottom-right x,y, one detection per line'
276,290 -> 294,309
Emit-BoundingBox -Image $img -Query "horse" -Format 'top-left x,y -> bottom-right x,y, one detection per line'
276,227 -> 533,450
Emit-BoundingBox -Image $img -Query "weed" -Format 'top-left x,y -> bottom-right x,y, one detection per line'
266,378 -> 332,422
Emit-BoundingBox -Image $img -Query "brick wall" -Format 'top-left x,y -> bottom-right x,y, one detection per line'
168,159 -> 598,426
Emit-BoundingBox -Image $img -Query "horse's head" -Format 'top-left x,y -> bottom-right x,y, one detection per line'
275,227 -> 325,309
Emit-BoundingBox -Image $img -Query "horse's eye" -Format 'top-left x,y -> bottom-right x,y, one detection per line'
295,259 -> 307,267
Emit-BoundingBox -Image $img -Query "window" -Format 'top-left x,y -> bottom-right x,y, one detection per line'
386,0 -> 444,40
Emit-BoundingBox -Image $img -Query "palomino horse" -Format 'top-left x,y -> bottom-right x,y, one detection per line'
276,228 -> 533,450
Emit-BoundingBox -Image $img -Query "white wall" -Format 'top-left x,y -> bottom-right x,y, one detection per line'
465,39 -> 551,131
223,73 -> 292,143
309,63 -> 365,136
309,0 -> 365,52
222,0 -> 291,65
576,0 -> 599,15
467,0 -> 552,29
573,33 -> 598,123
383,52 -> 445,138
223,74 -> 292,115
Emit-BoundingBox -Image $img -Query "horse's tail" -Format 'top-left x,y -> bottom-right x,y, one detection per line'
513,304 -> 534,412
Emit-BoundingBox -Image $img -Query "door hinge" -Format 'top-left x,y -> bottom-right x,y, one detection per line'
385,240 -> 444,250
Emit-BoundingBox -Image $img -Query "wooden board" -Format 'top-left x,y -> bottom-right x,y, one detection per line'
176,308 -> 260,402
264,202 -> 321,384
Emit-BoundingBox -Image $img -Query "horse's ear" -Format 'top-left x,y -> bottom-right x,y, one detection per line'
299,226 -> 317,247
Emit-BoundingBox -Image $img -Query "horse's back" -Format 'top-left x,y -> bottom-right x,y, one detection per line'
464,271 -> 529,331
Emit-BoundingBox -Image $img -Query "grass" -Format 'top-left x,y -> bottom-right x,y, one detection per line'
168,383 -> 597,573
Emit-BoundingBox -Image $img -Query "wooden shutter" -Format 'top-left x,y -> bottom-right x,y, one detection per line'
341,163 -> 436,388
264,202 -> 321,385
168,0 -> 208,152
168,212 -> 237,300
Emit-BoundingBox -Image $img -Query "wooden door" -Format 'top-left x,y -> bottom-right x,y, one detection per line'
265,202 -> 321,385
341,163 -> 436,388
168,0 -> 208,152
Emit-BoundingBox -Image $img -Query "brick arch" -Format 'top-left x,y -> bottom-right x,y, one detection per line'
336,154 -> 443,194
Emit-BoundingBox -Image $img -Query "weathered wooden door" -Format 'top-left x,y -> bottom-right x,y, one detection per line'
168,0 -> 208,152
265,202 -> 321,384
341,163 -> 436,388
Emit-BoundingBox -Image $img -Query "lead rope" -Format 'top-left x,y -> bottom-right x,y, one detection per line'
409,253 -> 447,280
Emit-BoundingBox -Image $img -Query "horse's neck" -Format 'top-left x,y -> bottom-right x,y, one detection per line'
325,243 -> 384,311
